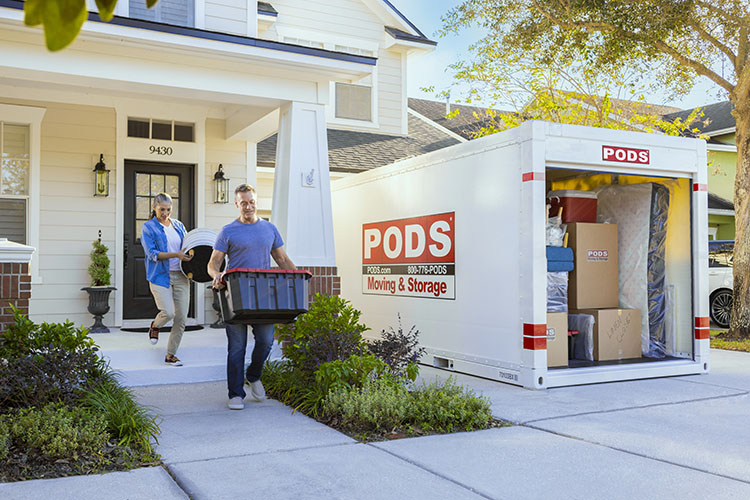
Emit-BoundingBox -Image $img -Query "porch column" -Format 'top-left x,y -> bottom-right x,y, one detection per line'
0,238 -> 35,331
272,101 -> 339,296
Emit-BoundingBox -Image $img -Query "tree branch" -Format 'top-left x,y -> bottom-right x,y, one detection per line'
694,0 -> 749,25
528,0 -> 735,93
738,25 -> 749,75
652,39 -> 734,92
688,20 -> 738,70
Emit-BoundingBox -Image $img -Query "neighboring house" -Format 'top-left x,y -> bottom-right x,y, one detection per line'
663,101 -> 737,240
0,0 -> 435,329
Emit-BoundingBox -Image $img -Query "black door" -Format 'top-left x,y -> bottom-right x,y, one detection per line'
123,161 -> 194,320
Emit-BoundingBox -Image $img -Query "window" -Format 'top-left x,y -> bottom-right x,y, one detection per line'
0,123 -> 30,244
335,83 -> 372,121
127,118 -> 195,142
135,172 -> 180,238
130,0 -> 195,27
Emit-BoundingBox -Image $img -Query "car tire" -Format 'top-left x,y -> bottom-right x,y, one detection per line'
710,289 -> 732,329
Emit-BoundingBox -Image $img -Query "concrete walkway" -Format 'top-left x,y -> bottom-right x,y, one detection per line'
2,349 -> 749,499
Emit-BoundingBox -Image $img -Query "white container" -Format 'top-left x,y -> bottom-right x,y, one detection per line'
331,121 -> 710,389
181,228 -> 220,283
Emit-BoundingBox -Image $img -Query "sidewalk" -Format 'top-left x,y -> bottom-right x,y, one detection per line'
2,349 -> 749,499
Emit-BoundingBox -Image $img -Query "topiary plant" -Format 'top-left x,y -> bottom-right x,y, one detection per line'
88,232 -> 111,287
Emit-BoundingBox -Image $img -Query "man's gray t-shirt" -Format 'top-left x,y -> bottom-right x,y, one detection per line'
214,219 -> 284,269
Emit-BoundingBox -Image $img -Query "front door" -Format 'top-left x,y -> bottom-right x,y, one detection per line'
123,161 -> 195,319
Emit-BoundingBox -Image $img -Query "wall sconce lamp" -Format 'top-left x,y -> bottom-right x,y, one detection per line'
213,164 -> 230,204
93,154 -> 110,197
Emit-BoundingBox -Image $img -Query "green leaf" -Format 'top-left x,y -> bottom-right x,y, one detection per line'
95,0 -> 118,22
23,0 -> 44,26
39,0 -> 88,51
146,0 -> 159,8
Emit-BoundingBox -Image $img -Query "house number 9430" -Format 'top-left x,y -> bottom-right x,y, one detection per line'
149,146 -> 173,155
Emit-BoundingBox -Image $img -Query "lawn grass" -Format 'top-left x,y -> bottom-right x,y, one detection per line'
710,329 -> 750,353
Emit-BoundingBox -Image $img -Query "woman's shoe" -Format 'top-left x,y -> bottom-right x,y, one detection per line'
164,354 -> 183,366
149,322 -> 159,345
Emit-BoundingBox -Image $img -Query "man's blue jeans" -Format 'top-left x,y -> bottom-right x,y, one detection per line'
225,322 -> 274,399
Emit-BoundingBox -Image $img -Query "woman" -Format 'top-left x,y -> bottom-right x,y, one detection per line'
140,192 -> 193,366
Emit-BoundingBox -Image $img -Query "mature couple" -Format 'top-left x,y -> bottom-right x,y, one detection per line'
140,184 -> 295,410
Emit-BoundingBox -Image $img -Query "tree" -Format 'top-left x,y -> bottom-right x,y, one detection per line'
24,0 -> 158,51
442,0 -> 750,337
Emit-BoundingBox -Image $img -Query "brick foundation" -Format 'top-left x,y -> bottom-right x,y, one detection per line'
299,266 -> 341,300
0,262 -> 32,332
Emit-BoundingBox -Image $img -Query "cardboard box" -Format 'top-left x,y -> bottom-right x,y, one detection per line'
574,308 -> 641,361
546,312 -> 569,367
567,223 -> 618,309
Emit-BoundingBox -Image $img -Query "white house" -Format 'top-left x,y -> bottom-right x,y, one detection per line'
0,0 -> 435,330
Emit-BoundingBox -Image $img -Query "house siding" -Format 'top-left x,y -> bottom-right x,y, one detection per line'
205,0 -> 248,35
0,99 -> 117,326
259,0 -> 406,135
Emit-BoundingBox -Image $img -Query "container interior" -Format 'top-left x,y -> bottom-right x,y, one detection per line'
544,167 -> 694,369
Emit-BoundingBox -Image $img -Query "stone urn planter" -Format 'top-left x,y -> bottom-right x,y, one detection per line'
83,232 -> 115,333
81,286 -> 116,333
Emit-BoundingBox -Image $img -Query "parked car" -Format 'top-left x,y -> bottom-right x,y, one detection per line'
708,240 -> 734,328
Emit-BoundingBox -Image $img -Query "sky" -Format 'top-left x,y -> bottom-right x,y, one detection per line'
393,0 -> 729,112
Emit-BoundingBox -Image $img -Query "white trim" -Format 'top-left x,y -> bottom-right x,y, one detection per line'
708,208 -> 735,217
706,127 -> 736,137
195,0 -> 205,29
246,0 -> 258,37
400,51 -> 408,135
707,143 -> 737,152
0,103 -> 46,283
114,102 -> 209,327
407,108 -> 468,142
0,238 -> 35,263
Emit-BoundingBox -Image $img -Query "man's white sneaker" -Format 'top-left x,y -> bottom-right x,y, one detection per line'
227,396 -> 244,410
248,380 -> 266,401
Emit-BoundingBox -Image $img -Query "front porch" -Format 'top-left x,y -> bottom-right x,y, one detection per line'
92,326 -> 284,387
0,7 -> 364,329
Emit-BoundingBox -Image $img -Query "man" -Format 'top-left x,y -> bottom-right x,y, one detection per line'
208,184 -> 296,410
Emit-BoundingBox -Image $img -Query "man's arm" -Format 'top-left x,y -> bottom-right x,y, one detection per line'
271,246 -> 296,270
208,249 -> 227,289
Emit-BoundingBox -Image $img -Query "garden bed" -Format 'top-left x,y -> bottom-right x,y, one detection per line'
263,294 -> 508,443
0,309 -> 161,483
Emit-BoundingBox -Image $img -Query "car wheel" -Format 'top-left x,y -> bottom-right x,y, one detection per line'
710,289 -> 732,329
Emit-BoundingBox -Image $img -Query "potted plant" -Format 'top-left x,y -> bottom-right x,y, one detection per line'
81,231 -> 116,333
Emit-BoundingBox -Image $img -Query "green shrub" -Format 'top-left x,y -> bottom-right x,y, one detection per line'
368,315 -> 425,380
321,376 -> 493,438
81,376 -> 161,454
0,415 -> 9,461
1,307 -> 96,359
276,294 -> 369,372
323,377 -> 410,433
315,353 -> 389,394
88,238 -> 112,287
409,378 -> 493,433
0,347 -> 104,410
8,403 -> 109,460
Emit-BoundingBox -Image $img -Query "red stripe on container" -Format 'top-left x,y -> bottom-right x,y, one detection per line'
523,323 -> 547,337
693,183 -> 707,192
695,328 -> 710,340
522,172 -> 545,182
694,317 -> 710,328
523,336 -> 547,350
224,268 -> 313,277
